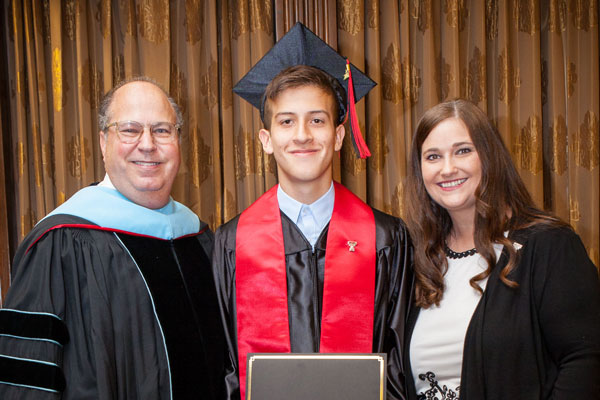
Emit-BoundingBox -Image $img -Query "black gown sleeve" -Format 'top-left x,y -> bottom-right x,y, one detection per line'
211,216 -> 242,400
0,216 -> 111,399
371,209 -> 413,400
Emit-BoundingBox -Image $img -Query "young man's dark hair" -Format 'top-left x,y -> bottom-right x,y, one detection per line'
262,65 -> 347,130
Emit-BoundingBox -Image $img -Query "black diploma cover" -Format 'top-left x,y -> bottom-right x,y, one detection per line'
246,353 -> 386,400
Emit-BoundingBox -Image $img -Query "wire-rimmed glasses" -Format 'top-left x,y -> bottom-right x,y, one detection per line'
105,120 -> 180,144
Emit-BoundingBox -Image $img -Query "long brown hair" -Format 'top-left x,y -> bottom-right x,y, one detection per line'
405,99 -> 565,308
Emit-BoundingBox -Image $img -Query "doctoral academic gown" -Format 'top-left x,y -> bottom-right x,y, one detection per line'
0,186 -> 226,399
213,205 -> 413,400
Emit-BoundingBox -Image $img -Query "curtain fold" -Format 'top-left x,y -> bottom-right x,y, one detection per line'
0,1 -> 12,305
0,100 -> 10,305
1,0 -> 598,299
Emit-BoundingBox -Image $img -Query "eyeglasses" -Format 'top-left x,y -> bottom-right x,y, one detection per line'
105,120 -> 181,144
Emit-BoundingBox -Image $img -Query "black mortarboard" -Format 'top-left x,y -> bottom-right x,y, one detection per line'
233,22 -> 376,158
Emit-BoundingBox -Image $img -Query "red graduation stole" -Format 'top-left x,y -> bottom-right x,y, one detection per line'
235,182 -> 376,400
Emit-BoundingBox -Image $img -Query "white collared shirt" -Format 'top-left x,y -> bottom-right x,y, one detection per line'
277,183 -> 335,248
97,174 -> 115,189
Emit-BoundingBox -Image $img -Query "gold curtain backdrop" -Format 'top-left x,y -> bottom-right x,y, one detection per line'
0,0 -> 598,301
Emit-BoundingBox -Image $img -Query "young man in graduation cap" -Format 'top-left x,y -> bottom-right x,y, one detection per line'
212,23 -> 412,400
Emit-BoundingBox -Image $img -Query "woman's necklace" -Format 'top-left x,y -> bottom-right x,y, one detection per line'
444,242 -> 477,259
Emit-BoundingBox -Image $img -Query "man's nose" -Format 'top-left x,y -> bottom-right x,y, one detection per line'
137,127 -> 157,149
293,121 -> 313,143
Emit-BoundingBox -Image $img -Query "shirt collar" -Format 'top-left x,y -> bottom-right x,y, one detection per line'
277,182 -> 335,226
98,174 -> 115,189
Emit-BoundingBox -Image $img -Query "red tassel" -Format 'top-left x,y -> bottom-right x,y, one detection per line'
345,59 -> 371,158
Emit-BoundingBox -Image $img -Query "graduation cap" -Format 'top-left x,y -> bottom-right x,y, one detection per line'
233,22 -> 376,158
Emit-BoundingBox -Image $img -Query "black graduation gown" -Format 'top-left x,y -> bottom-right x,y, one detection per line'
212,208 -> 413,400
0,214 -> 226,399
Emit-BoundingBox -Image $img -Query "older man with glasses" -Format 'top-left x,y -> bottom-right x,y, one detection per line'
0,77 -> 226,399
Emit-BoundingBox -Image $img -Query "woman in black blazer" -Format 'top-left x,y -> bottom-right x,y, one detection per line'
403,99 -> 600,399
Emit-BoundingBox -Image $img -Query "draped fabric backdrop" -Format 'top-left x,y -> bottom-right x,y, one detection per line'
0,0 -> 598,303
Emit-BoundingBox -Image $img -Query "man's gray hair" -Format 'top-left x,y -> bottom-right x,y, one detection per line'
97,76 -> 184,132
